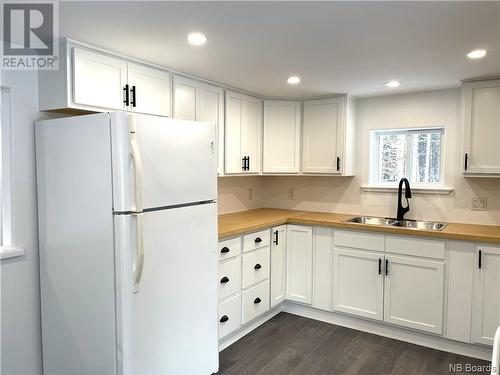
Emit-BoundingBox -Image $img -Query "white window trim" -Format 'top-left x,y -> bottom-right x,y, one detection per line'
1,87 -> 25,260
367,126 -> 450,192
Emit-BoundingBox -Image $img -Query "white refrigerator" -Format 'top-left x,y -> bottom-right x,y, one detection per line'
36,112 -> 219,374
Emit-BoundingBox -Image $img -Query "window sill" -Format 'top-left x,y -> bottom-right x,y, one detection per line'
361,185 -> 454,195
0,246 -> 25,260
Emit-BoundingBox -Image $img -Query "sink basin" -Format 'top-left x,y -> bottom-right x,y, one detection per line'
344,216 -> 447,231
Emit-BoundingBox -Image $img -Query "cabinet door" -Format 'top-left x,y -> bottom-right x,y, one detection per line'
333,248 -> 384,321
242,96 -> 262,174
173,75 -> 197,121
463,80 -> 500,174
472,246 -> 500,345
225,91 -> 244,174
384,255 -> 444,334
73,47 -> 128,110
128,63 -> 171,117
197,83 -> 224,175
286,225 -> 313,304
270,225 -> 287,306
303,97 -> 344,174
263,101 -> 301,173
312,227 -> 334,311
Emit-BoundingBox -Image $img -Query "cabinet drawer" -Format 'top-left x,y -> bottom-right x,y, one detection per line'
242,247 -> 270,289
218,293 -> 241,339
386,236 -> 444,259
218,237 -> 241,261
334,230 -> 385,252
243,229 -> 270,252
218,257 -> 241,300
242,280 -> 270,324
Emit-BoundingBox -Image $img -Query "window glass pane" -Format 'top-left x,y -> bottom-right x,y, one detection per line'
411,131 -> 441,183
379,133 -> 407,182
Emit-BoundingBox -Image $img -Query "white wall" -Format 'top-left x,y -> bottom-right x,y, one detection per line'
226,89 -> 500,225
0,70 -> 49,375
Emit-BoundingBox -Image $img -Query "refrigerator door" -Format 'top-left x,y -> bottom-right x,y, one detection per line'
114,203 -> 219,375
111,113 -> 217,212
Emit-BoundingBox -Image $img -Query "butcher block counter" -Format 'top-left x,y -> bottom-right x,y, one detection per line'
218,208 -> 500,244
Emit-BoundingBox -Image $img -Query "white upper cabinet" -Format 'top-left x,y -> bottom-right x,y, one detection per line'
72,47 -> 128,111
286,225 -> 313,304
302,96 -> 355,175
462,79 -> 500,176
173,76 -> 224,174
39,42 -> 172,117
263,101 -> 301,173
128,63 -> 171,117
472,246 -> 500,346
225,91 -> 262,174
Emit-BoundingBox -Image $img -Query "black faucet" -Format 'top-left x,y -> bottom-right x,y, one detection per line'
397,178 -> 412,221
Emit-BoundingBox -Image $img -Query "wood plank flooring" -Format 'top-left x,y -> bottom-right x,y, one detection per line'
218,313 -> 492,375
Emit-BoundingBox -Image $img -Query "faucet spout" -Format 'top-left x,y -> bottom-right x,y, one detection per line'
397,178 -> 412,221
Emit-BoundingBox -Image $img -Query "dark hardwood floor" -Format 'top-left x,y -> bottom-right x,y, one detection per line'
218,312 -> 491,375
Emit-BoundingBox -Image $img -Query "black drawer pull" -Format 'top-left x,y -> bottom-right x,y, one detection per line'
220,247 -> 230,254
254,297 -> 261,304
254,263 -> 262,270
220,315 -> 229,323
254,237 -> 262,243
220,276 -> 229,284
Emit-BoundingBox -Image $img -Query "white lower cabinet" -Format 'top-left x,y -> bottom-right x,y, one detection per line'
286,225 -> 313,304
218,257 -> 241,300
472,246 -> 500,345
312,227 -> 334,311
384,255 -> 444,334
242,280 -> 270,324
242,247 -> 270,289
270,225 -> 287,306
333,247 -> 384,320
218,294 -> 241,339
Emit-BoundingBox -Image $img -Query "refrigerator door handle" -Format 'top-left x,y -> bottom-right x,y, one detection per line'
133,212 -> 145,293
129,115 -> 143,213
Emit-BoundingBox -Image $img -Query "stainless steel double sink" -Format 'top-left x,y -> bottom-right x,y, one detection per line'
344,216 -> 447,231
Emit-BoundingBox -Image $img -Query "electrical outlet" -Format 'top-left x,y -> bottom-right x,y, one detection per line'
248,188 -> 253,201
471,197 -> 487,211
288,189 -> 295,200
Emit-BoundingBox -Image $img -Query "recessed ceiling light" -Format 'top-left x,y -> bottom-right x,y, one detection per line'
287,76 -> 301,85
187,32 -> 207,46
385,80 -> 400,88
467,49 -> 487,59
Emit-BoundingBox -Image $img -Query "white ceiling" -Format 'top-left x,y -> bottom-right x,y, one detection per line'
59,1 -> 500,97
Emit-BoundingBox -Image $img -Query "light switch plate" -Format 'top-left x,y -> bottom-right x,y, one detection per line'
471,197 -> 487,211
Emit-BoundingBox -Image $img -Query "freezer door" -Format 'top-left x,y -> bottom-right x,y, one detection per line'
111,113 -> 217,212
114,203 -> 219,374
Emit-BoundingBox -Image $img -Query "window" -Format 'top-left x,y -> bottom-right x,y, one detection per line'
370,128 -> 444,186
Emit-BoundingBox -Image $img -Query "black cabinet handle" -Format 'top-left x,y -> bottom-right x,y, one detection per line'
219,315 -> 229,323
220,247 -> 230,254
255,237 -> 262,243
274,230 -> 279,245
336,156 -> 341,172
479,250 -> 482,269
254,297 -> 261,304
247,156 -> 250,171
130,85 -> 136,107
378,258 -> 382,275
385,259 -> 389,276
220,276 -> 229,284
254,263 -> 262,270
464,153 -> 468,171
242,157 -> 246,171
123,84 -> 130,106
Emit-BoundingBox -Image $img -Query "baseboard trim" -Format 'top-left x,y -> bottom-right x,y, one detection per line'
218,306 -> 281,351
282,301 -> 493,361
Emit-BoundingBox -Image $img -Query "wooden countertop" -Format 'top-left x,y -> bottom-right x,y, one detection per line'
218,208 -> 500,244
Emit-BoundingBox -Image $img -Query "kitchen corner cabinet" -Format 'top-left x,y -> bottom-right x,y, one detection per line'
173,76 -> 225,174
263,101 -> 301,173
286,225 -> 313,304
462,79 -> 500,176
270,225 -> 287,306
225,91 -> 262,174
312,227 -> 334,311
472,246 -> 500,345
39,41 -> 171,116
302,96 -> 356,175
